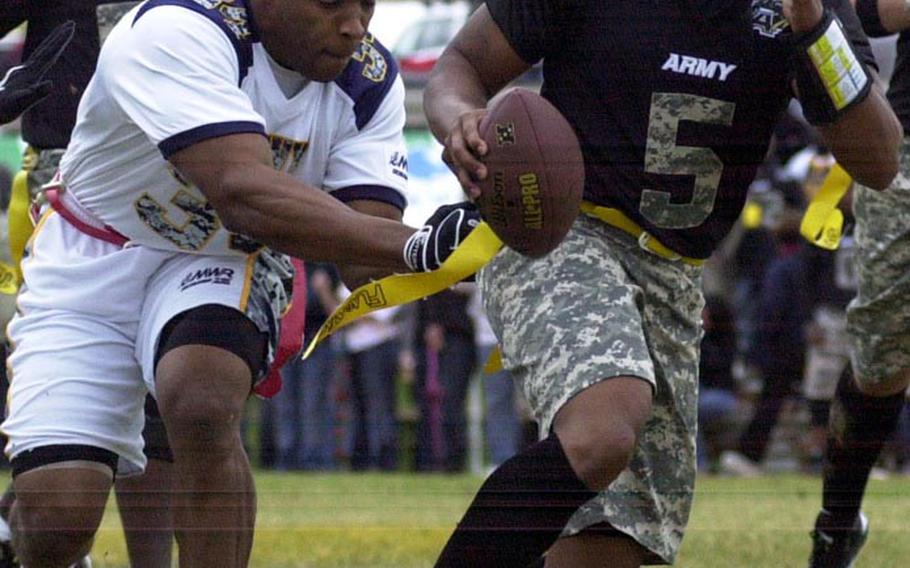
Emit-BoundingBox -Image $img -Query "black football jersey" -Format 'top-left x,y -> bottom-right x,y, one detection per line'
0,1 -> 117,149
486,0 -> 875,259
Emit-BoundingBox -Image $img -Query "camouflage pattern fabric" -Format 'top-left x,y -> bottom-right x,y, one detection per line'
478,214 -> 704,564
96,2 -> 141,44
245,247 -> 295,382
23,147 -> 65,205
847,137 -> 910,388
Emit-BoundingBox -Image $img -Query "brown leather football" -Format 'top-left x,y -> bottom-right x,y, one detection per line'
476,88 -> 585,257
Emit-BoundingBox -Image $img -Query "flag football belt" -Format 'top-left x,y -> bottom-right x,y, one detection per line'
302,201 -> 703,373
800,162 -> 852,250
579,201 -> 705,266
42,172 -> 130,247
301,222 -> 504,360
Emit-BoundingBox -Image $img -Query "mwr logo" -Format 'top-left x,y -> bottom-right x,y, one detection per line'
661,53 -> 737,82
495,122 -> 515,146
752,0 -> 788,38
389,151 -> 408,180
180,266 -> 235,291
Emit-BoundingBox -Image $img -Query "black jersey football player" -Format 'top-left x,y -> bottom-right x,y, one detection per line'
808,1 -> 910,566
424,0 -> 901,566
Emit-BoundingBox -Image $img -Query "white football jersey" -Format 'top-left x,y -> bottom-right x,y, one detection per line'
59,0 -> 409,256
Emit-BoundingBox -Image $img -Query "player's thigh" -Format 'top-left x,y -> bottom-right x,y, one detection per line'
5,307 -> 147,474
545,529 -> 646,568
137,250 -> 288,426
478,215 -> 658,435
850,171 -> 910,394
480,215 -> 703,565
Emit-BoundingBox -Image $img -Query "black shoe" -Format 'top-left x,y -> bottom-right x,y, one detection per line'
809,510 -> 869,568
0,540 -> 19,568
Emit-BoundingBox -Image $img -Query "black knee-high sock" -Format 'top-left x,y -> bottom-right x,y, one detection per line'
821,366 -> 905,526
434,433 -> 596,568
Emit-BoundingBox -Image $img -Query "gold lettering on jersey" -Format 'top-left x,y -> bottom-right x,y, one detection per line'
135,189 -> 221,251
190,0 -> 251,39
351,34 -> 387,83
269,135 -> 309,173
518,173 -> 542,230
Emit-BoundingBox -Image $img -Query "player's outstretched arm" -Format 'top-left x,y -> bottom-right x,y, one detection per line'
170,131 -> 415,269
786,0 -> 902,189
169,132 -> 478,276
423,5 -> 531,200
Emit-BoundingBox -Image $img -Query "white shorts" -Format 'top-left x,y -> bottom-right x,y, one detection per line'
2,212 -> 290,474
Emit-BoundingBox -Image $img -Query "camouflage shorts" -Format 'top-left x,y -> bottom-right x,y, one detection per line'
848,137 -> 910,387
22,146 -> 65,206
478,214 -> 704,564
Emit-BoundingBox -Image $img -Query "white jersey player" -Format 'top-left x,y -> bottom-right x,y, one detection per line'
61,1 -> 409,256
0,1 -> 479,566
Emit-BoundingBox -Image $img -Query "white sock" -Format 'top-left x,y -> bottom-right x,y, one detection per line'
0,513 -> 10,542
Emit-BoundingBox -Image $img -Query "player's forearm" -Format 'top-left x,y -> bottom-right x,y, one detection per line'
424,48 -> 493,144
819,83 -> 903,189
214,165 -> 414,270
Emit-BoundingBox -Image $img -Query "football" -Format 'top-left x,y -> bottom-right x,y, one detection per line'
476,88 -> 585,257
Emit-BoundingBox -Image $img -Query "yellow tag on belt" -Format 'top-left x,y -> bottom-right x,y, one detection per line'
800,162 -> 851,250
0,263 -> 19,295
301,222 -> 503,359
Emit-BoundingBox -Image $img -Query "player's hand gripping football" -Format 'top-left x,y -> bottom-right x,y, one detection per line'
403,202 -> 481,272
441,109 -> 489,201
0,21 -> 75,124
783,0 -> 824,34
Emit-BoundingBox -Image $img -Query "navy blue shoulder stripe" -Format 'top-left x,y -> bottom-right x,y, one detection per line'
334,34 -> 400,130
332,185 -> 407,212
159,121 -> 266,158
134,0 -> 259,84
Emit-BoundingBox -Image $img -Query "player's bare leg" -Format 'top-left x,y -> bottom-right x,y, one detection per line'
435,377 -> 652,567
545,533 -> 646,568
10,465 -> 111,566
115,457 -> 174,568
551,377 -> 652,490
156,344 -> 256,567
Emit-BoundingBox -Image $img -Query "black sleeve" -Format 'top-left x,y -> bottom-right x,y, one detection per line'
0,1 -> 28,36
827,0 -> 879,71
484,0 -> 560,64
854,0 -> 892,38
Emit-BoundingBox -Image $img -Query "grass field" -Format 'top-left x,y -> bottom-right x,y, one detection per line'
86,471 -> 910,567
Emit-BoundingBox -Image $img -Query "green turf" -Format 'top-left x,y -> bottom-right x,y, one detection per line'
88,472 -> 910,567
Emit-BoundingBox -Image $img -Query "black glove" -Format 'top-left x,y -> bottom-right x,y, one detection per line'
0,20 -> 75,124
403,202 -> 481,272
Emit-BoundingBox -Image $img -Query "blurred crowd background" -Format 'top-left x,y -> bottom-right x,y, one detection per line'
0,1 -> 907,478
